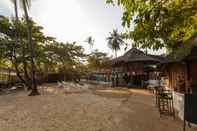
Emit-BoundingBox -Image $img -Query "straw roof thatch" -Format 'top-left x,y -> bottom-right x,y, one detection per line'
112,48 -> 166,65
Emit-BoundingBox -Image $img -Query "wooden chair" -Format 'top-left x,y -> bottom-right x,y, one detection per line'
158,90 -> 175,118
155,87 -> 163,107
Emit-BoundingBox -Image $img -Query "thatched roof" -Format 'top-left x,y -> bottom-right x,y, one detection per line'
112,48 -> 166,65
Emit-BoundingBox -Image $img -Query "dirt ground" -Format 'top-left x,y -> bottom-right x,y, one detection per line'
0,84 -> 196,131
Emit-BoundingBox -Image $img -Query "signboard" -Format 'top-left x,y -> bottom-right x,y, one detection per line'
184,94 -> 197,124
173,92 -> 184,120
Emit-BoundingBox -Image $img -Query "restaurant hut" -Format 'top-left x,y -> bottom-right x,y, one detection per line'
160,45 -> 197,121
111,48 -> 165,87
161,46 -> 197,93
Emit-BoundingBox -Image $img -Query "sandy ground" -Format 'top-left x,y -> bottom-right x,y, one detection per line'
0,84 -> 196,131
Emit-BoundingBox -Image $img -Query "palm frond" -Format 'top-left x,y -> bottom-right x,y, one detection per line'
106,29 -> 124,51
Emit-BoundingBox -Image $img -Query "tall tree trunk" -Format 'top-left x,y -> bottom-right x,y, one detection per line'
7,68 -> 11,87
63,65 -> 66,81
12,56 -> 31,88
13,0 -> 32,90
23,60 -> 32,89
13,0 -> 19,23
22,44 -> 32,88
22,0 -> 40,96
115,50 -> 117,58
44,63 -> 49,83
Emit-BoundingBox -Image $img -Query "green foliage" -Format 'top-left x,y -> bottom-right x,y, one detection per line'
45,41 -> 85,70
87,50 -> 112,71
107,0 -> 197,57
0,16 -> 86,82
0,16 -> 11,35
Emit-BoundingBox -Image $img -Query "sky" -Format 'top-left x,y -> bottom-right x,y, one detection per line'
0,0 -> 165,56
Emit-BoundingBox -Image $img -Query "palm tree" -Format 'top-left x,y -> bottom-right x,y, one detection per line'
85,36 -> 94,52
106,29 -> 124,57
11,0 -> 19,51
11,0 -> 19,49
12,0 -> 19,23
22,0 -> 39,96
11,0 -> 39,96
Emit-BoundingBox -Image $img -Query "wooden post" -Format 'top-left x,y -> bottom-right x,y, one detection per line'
183,119 -> 186,131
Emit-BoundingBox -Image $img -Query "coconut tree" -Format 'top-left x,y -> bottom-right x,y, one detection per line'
11,0 -> 39,95
12,0 -> 19,24
11,0 -> 19,60
85,36 -> 94,52
22,0 -> 40,96
107,29 -> 124,57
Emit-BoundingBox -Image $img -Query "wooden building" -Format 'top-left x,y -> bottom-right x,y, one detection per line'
162,46 -> 197,93
161,45 -> 197,121
111,48 -> 165,87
